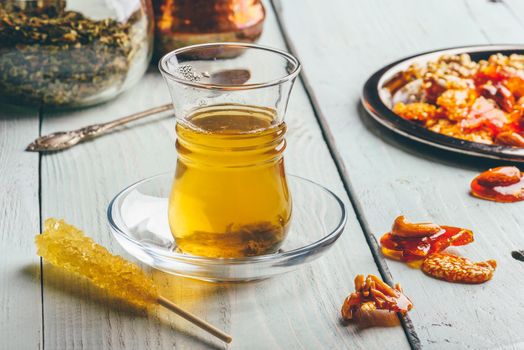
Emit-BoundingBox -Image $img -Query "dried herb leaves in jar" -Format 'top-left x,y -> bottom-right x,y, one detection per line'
0,1 -> 150,107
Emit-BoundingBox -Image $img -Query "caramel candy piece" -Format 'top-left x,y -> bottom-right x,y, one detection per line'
495,132 -> 524,147
341,274 -> 413,322
391,215 -> 442,238
381,216 -> 474,262
422,253 -> 496,284
471,166 -> 524,203
475,166 -> 521,187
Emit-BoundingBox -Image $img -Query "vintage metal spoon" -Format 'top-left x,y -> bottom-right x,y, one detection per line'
26,69 -> 251,152
26,104 -> 174,152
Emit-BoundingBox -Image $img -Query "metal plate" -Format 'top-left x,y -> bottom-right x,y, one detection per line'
362,45 -> 524,162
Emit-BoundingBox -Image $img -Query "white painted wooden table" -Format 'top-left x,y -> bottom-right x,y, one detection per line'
2,1 -> 524,349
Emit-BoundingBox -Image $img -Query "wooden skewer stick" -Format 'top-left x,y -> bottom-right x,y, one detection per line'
157,296 -> 233,344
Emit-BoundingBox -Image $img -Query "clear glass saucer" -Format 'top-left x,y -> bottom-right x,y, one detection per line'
107,173 -> 347,282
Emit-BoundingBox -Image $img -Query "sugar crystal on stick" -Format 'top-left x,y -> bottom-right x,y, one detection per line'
35,218 -> 158,308
35,218 -> 233,343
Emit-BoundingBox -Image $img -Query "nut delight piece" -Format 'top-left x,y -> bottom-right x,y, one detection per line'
380,216 -> 474,262
341,274 -> 413,323
471,166 -> 524,202
422,253 -> 497,284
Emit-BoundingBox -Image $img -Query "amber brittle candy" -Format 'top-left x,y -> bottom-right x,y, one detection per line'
380,216 -> 474,262
422,253 -> 497,284
341,274 -> 413,322
471,166 -> 524,202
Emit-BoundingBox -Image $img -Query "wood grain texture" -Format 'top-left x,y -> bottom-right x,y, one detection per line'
0,105 -> 42,349
37,0 -> 409,349
274,0 -> 524,348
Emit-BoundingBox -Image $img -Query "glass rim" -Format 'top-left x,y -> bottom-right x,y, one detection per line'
158,42 -> 301,91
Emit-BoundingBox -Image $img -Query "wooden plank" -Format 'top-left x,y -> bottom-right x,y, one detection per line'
274,0 -> 524,348
461,0 -> 524,43
0,105 -> 42,349
38,0 -> 409,349
503,0 -> 524,28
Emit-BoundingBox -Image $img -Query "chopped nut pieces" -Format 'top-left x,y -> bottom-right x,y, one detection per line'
380,216 -> 473,262
341,274 -> 413,321
422,253 -> 497,284
471,166 -> 524,202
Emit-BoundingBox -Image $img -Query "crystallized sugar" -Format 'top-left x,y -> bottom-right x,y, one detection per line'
35,218 -> 158,308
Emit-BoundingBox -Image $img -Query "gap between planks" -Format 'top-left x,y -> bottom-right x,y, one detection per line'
38,104 -> 45,350
269,0 -> 422,348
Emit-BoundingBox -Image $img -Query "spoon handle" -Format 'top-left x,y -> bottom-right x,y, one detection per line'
102,103 -> 173,129
26,103 -> 173,152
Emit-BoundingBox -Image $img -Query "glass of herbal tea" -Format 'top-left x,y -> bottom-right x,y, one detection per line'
159,43 -> 301,258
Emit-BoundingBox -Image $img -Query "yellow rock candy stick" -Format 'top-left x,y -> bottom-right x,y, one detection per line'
35,218 -> 232,343
36,218 -> 158,308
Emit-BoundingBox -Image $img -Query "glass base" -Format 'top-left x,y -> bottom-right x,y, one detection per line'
108,173 -> 347,282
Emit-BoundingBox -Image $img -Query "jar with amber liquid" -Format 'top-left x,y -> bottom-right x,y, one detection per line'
153,0 -> 265,59
159,43 -> 301,258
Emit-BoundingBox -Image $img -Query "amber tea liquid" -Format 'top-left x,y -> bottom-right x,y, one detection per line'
168,104 -> 292,258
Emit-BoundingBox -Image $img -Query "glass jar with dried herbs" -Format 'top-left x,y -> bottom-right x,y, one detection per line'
0,0 -> 153,108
